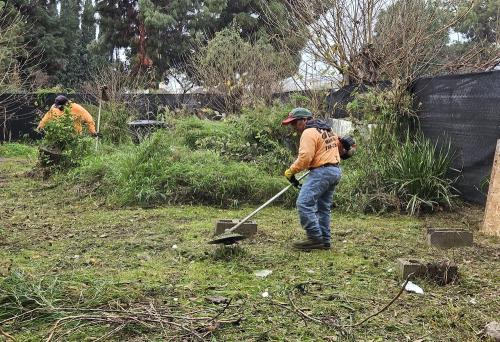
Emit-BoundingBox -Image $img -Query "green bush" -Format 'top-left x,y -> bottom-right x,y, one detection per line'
174,104 -> 295,174
335,87 -> 459,215
384,132 -> 458,215
85,102 -> 134,145
65,92 -> 458,214
346,86 -> 414,126
336,131 -> 458,215
69,130 -> 297,207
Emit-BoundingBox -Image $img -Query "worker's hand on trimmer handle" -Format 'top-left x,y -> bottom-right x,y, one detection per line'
284,168 -> 301,189
92,132 -> 103,138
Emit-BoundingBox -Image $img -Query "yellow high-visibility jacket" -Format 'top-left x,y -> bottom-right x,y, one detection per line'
37,103 -> 96,134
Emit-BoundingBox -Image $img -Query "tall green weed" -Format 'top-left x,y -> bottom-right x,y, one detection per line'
69,129 -> 296,207
175,104 -> 295,174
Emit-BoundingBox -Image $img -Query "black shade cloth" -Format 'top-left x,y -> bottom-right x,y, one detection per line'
411,70 -> 500,204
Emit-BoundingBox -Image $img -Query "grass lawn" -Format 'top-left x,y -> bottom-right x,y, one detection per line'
0,153 -> 498,341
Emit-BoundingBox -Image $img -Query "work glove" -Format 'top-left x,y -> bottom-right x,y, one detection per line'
284,168 -> 301,189
340,136 -> 356,151
92,132 -> 103,138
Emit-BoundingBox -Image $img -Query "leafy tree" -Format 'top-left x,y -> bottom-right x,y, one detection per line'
97,0 -> 306,82
454,0 -> 499,43
192,26 -> 295,113
5,0 -> 102,88
373,0 -> 451,81
55,0 -> 86,87
5,0 -> 63,85
1,6 -> 38,140
81,0 -> 96,47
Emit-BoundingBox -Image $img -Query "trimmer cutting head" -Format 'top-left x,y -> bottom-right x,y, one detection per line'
208,232 -> 247,245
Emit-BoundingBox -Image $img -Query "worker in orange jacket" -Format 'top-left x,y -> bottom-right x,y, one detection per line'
282,107 -> 356,251
37,95 -> 97,136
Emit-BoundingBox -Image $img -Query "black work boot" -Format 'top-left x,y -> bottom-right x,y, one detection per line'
293,237 -> 324,251
321,242 -> 331,250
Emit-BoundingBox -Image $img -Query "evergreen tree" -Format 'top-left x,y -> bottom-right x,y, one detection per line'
81,0 -> 96,47
454,0 -> 499,43
97,0 -> 306,82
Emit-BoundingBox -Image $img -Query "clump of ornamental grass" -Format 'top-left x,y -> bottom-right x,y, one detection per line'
336,87 -> 458,215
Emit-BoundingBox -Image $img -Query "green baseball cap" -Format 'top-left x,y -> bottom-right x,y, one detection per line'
282,107 -> 313,125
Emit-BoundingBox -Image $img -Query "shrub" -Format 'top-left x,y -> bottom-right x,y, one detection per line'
69,130 -> 296,207
346,86 -> 415,126
173,105 -> 295,174
335,87 -> 459,215
191,26 -> 295,113
384,132 -> 458,215
85,103 -> 134,145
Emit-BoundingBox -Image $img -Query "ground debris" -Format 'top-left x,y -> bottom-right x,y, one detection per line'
483,321 -> 500,341
205,296 -> 230,304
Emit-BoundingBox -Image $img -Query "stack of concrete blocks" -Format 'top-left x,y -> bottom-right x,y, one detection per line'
397,227 -> 472,285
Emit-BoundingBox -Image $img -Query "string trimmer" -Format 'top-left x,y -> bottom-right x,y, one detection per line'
208,171 -> 309,245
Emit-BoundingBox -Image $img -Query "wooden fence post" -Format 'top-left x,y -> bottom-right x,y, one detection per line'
482,139 -> 500,236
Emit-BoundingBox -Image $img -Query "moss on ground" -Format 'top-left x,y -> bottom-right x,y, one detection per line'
0,157 -> 498,341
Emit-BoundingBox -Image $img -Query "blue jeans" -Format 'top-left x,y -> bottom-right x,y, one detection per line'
296,166 -> 342,244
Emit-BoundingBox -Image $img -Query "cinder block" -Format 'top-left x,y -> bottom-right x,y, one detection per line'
427,228 -> 473,248
397,259 -> 459,285
397,258 -> 427,280
215,219 -> 257,237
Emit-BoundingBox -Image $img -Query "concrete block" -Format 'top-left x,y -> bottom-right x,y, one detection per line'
427,228 -> 473,248
397,258 -> 427,280
397,258 -> 459,285
215,219 -> 257,237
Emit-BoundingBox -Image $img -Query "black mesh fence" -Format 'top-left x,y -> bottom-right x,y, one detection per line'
411,70 -> 500,204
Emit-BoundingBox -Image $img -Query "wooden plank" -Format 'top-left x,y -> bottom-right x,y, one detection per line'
482,140 -> 500,236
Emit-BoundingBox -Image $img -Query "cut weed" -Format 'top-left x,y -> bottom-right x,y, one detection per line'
0,156 -> 498,341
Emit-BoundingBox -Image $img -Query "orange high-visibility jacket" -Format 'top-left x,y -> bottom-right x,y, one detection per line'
289,127 -> 341,173
37,103 -> 96,134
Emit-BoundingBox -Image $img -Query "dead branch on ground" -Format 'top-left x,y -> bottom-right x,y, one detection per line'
282,273 -> 414,330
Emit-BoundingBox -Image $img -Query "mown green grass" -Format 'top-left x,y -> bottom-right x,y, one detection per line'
0,157 -> 498,341
0,143 -> 37,158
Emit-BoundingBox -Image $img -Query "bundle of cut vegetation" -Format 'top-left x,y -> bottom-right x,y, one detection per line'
0,270 -> 240,340
335,86 -> 459,215
38,107 -> 93,169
